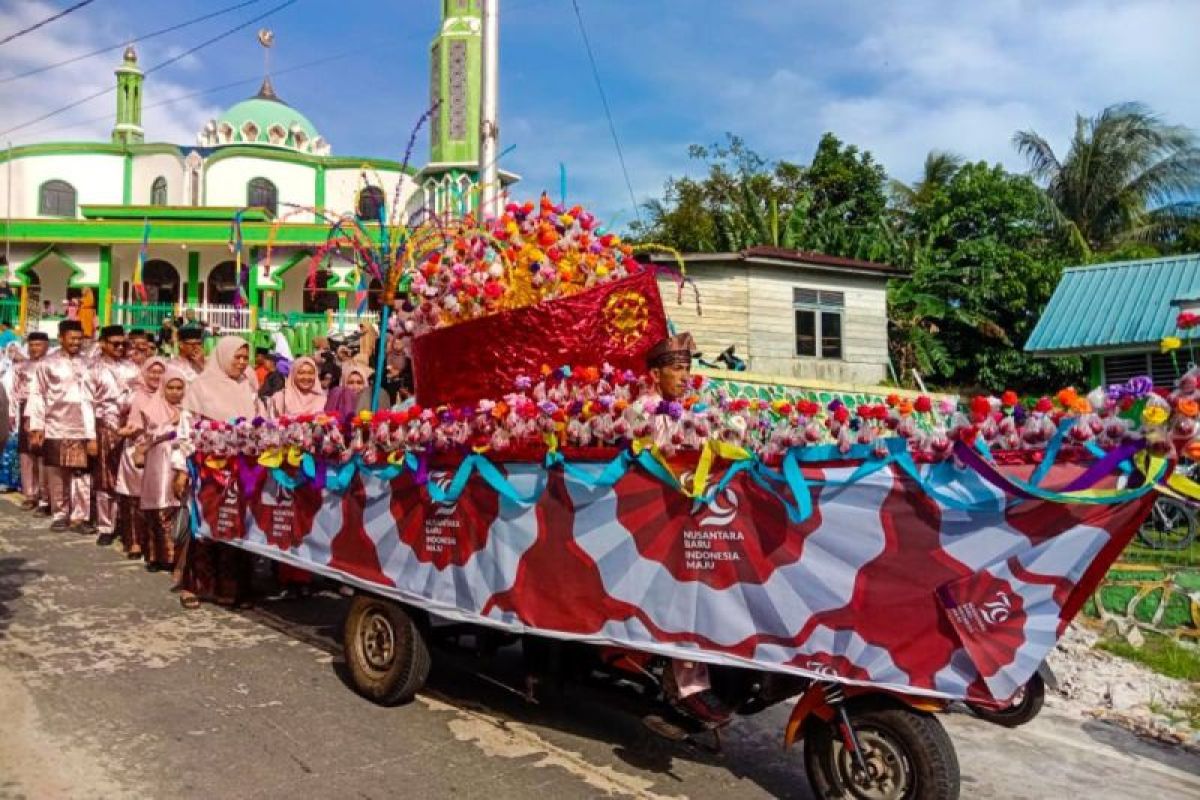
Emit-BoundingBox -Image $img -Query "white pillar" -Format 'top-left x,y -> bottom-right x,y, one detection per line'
479,0 -> 500,219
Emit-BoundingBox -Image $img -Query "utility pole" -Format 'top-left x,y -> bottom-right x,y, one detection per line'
479,0 -> 500,219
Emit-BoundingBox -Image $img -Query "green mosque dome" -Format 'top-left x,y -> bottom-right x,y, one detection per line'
199,77 -> 329,154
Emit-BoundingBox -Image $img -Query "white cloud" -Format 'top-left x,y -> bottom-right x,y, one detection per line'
506,0 -> 1200,220
0,2 -> 219,147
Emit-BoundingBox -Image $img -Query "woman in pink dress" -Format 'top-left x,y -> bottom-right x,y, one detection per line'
135,366 -> 191,572
267,356 -> 326,595
175,336 -> 258,609
116,357 -> 165,560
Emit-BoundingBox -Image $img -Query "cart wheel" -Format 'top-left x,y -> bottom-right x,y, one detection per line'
1137,497 -> 1197,551
343,595 -> 431,706
967,672 -> 1045,728
803,706 -> 960,800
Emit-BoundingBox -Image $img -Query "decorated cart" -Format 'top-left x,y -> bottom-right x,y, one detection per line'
189,196 -> 1183,800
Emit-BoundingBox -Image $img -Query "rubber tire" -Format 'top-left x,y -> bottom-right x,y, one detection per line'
968,673 -> 1045,728
1137,496 -> 1198,551
343,595 -> 431,706
803,706 -> 960,800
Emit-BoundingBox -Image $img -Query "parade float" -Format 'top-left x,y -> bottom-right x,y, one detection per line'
188,194 -> 1190,799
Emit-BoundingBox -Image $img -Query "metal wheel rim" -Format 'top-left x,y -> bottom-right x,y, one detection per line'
830,726 -> 913,800
1140,499 -> 1194,549
358,609 -> 396,675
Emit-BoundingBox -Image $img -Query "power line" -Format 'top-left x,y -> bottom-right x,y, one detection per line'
15,48 -> 364,141
0,0 -> 98,48
0,0 -> 300,138
568,0 -> 641,225
0,0 -> 264,86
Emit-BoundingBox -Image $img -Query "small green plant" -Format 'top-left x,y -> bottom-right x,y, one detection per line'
1096,632 -> 1200,682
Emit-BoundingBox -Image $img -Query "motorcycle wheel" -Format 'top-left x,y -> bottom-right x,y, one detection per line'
1137,497 -> 1198,551
967,673 -> 1045,728
803,706 -> 960,800
343,594 -> 431,706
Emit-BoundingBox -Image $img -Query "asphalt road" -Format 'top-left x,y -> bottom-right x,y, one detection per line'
1,495 -> 1198,800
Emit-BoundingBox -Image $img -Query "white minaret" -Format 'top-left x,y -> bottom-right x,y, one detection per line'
478,0 -> 500,218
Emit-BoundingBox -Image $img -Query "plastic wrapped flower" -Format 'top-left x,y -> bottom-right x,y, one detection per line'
1161,336 -> 1182,353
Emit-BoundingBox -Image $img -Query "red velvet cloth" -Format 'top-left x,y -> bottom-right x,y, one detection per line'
412,270 -> 669,408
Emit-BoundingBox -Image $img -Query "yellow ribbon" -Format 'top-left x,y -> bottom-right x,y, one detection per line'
204,456 -> 227,470
1156,460 -> 1200,502
258,448 -> 284,469
691,440 -> 753,498
286,446 -> 305,468
543,432 -> 559,454
386,450 -> 407,465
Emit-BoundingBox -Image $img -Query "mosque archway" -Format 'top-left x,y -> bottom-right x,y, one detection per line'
142,260 -> 180,304
207,261 -> 240,305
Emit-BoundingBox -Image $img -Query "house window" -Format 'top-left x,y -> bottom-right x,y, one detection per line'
357,186 -> 385,220
794,288 -> 844,359
38,180 -> 76,217
150,176 -> 168,206
247,177 -> 277,215
1103,352 -> 1177,388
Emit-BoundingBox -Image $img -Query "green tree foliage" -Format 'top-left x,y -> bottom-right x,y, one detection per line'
632,104 -> 1200,393
891,161 -> 1083,390
1014,103 -> 1200,254
630,133 -> 900,262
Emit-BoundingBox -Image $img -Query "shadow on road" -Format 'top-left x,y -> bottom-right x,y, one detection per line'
241,590 -> 815,800
1080,717 -> 1200,774
0,557 -> 44,639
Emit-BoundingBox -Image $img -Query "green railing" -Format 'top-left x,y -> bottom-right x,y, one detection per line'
113,302 -> 176,330
0,297 -> 20,326
260,310 -> 331,327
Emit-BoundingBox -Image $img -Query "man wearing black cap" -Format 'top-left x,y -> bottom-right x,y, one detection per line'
88,325 -> 139,546
14,331 -> 49,512
27,320 -> 96,532
168,326 -> 205,381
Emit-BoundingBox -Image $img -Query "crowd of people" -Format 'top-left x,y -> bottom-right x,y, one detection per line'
1,315 -> 413,610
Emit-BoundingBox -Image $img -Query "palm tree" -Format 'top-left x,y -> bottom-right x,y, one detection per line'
890,150 -> 963,216
1013,103 -> 1200,254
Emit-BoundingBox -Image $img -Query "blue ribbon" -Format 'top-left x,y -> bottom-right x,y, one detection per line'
185,459 -> 202,539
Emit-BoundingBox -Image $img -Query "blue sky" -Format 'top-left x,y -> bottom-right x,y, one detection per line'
1,0 -> 1198,228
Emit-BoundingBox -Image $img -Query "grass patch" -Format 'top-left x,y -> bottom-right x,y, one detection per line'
1098,632 -> 1200,729
1096,631 -> 1200,682
1121,539 -> 1200,568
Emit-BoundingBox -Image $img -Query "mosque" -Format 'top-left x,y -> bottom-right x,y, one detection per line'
0,0 -> 510,333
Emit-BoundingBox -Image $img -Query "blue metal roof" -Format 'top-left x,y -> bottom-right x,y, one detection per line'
1025,253 -> 1200,354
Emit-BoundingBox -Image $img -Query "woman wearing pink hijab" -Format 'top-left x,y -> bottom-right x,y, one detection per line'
269,356 -> 325,417
136,366 -> 191,572
176,335 -> 258,609
184,335 -> 259,422
115,357 -> 166,560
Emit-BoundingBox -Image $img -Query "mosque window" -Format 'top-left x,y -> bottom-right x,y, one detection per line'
292,127 -> 309,151
429,42 -> 441,145
268,124 -> 286,146
218,122 -> 234,144
357,186 -> 385,220
448,40 -> 468,140
247,177 -> 278,215
38,180 -> 76,217
241,121 -> 260,142
150,176 -> 168,206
